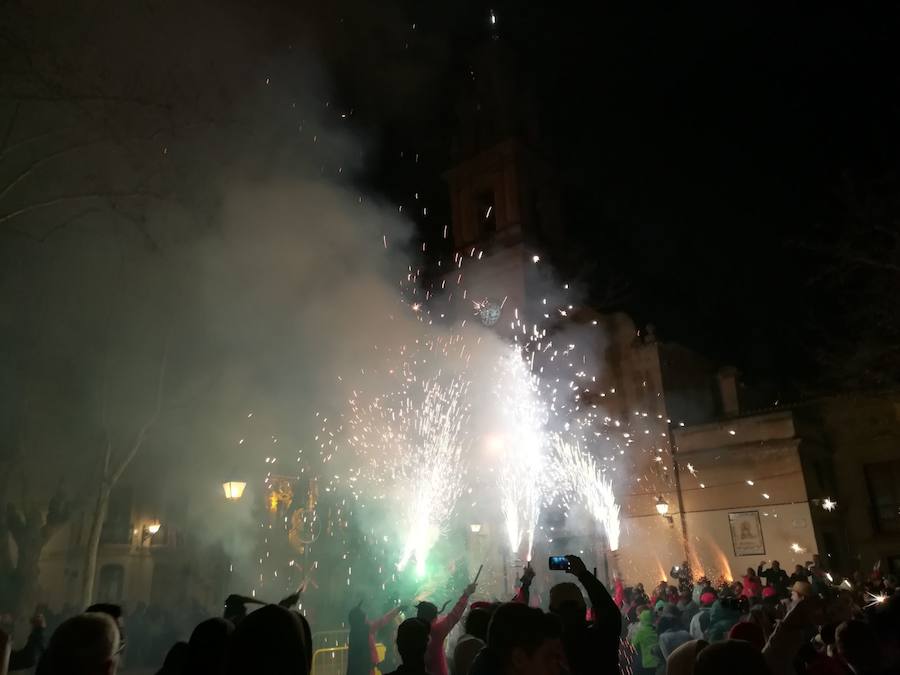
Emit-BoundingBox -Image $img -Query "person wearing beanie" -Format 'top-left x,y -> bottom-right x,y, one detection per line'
689,593 -> 717,640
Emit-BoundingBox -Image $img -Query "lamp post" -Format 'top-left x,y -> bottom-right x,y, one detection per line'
655,495 -> 670,516
142,522 -> 161,545
223,481 -> 247,502
222,479 -> 246,598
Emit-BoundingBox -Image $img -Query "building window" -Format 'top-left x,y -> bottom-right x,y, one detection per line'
97,564 -> 125,603
864,460 -> 900,533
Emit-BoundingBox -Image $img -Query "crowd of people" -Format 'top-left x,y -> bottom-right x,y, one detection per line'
0,554 -> 897,675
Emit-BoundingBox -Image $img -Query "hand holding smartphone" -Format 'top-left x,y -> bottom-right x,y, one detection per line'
549,555 -> 570,571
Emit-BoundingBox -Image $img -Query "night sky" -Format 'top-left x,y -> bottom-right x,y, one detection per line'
345,2 -> 900,392
4,0 -> 900,415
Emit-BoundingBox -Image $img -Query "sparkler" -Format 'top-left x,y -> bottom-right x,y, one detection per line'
864,591 -> 887,609
495,345 -> 548,560
554,437 -> 621,551
822,497 -> 837,512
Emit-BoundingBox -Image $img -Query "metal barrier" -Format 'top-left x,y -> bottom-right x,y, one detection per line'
311,643 -> 386,675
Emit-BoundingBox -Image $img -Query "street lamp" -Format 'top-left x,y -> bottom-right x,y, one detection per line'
655,496 -> 670,516
223,481 -> 247,502
142,522 -> 162,544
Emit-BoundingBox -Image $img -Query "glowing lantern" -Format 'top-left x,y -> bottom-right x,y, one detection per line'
223,481 -> 247,501
655,496 -> 670,516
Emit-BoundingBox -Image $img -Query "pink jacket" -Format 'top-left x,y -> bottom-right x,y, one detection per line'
425,593 -> 470,675
368,607 -> 401,670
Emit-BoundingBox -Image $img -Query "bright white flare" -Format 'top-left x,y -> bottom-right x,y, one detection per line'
495,346 -> 548,560
396,378 -> 469,575
554,437 -> 621,551
345,376 -> 469,576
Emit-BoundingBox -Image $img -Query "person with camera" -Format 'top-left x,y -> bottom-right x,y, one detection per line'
547,554 -> 620,675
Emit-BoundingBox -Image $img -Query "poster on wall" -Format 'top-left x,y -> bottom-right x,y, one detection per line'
728,511 -> 766,556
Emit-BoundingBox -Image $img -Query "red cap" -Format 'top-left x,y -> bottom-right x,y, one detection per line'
700,591 -> 717,606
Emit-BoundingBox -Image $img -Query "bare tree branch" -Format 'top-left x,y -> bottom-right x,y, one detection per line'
110,337 -> 169,486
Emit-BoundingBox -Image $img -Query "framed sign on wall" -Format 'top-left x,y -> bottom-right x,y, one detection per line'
728,511 -> 766,556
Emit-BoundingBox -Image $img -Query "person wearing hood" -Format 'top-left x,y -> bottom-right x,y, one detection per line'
631,609 -> 660,675
418,581 -> 477,675
347,602 -> 404,675
657,615 -> 692,661
705,600 -> 742,643
547,555 -> 620,675
689,592 -> 717,641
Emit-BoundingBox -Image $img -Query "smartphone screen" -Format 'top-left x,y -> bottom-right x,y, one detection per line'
549,555 -> 570,571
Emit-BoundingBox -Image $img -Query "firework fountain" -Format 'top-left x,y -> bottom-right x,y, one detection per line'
554,436 -> 621,552
494,344 -> 550,562
393,378 -> 470,577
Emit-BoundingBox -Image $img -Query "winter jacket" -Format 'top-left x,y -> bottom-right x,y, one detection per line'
631,610 -> 661,669
758,565 -> 790,596
658,629 -> 692,660
689,607 -> 712,640
425,593 -> 470,675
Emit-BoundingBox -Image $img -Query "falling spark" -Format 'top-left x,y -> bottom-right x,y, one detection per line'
822,497 -> 837,512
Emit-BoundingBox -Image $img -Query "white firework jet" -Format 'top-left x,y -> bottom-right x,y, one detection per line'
553,436 -> 621,551
344,375 -> 470,578
495,345 -> 549,561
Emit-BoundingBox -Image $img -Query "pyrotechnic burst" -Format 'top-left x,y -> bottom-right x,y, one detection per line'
494,345 -> 549,561
822,497 -> 837,512
343,376 -> 470,577
553,437 -> 621,551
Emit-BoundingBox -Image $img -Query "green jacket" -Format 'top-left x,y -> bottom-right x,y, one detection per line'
632,609 -> 661,668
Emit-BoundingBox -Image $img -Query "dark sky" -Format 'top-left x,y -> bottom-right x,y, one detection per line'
334,1 -> 900,391
3,0 -> 899,439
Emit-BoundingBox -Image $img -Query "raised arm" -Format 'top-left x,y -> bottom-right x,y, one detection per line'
370,605 -> 403,632
566,556 -> 620,632
434,582 -> 476,635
